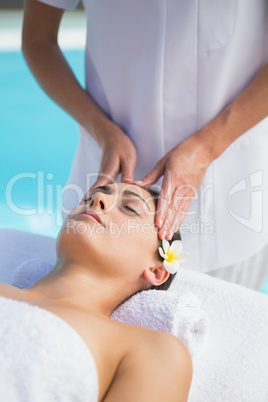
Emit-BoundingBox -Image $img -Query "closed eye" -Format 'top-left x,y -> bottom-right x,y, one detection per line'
83,191 -> 141,215
121,205 -> 139,215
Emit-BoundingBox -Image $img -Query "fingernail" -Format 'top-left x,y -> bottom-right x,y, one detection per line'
134,180 -> 143,184
158,219 -> 163,228
161,230 -> 167,239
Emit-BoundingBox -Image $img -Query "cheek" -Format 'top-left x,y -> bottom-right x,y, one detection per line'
107,221 -> 158,262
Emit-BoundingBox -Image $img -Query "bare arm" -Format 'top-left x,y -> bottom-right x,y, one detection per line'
196,63 -> 268,160
22,0 -> 137,183
103,332 -> 192,402
22,0 -> 119,148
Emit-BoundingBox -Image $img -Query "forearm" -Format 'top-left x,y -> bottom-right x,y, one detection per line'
196,63 -> 268,160
22,39 -> 116,148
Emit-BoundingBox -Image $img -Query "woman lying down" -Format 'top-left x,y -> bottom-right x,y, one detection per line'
0,183 -> 192,401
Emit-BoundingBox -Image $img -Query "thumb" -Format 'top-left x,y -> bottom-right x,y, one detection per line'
120,154 -> 136,183
134,158 -> 166,187
89,161 -> 120,192
89,173 -> 113,192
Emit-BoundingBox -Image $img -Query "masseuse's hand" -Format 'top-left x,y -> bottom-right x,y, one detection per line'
134,134 -> 214,240
89,127 -> 137,191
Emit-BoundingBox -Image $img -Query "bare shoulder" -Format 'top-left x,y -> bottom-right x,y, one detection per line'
128,326 -> 192,375
104,325 -> 193,402
123,323 -> 192,358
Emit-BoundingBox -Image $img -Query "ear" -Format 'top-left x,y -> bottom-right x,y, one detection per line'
143,263 -> 170,286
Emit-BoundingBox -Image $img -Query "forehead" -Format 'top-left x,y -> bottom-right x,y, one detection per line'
116,183 -> 154,204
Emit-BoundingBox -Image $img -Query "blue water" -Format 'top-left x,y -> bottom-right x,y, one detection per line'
0,50 -> 82,236
1,49 -> 268,294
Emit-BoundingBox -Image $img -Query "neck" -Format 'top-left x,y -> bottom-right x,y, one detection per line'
22,260 -> 128,317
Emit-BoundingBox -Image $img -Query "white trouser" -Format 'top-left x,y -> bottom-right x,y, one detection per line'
207,243 -> 268,291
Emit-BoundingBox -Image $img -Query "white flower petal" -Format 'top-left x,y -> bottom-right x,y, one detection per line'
158,247 -> 168,260
163,260 -> 180,274
177,251 -> 190,263
162,238 -> 170,254
169,240 -> 183,253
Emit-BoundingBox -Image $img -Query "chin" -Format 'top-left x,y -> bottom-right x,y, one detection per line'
56,217 -> 108,262
56,219 -> 89,253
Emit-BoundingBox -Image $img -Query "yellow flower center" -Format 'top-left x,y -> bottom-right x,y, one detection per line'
166,250 -> 179,263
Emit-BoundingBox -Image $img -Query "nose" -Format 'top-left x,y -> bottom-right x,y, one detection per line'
87,192 -> 107,212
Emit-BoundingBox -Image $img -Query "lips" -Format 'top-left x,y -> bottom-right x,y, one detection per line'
79,209 -> 105,227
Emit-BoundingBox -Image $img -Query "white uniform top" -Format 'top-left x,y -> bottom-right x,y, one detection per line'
39,0 -> 268,272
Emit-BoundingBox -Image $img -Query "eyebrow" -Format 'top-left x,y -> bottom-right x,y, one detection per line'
122,189 -> 151,211
90,185 -> 151,211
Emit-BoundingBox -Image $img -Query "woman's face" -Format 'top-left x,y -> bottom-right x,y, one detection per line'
57,183 -> 163,284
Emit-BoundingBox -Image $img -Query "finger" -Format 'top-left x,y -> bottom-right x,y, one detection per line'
158,198 -> 181,239
155,169 -> 173,229
120,154 -> 136,183
167,202 -> 189,239
89,175 -> 113,191
168,199 -> 192,239
158,183 -> 192,237
166,192 -> 194,238
134,158 -> 166,187
158,204 -> 173,239
156,197 -> 169,237
166,213 -> 181,240
168,188 -> 189,230
88,160 -> 120,192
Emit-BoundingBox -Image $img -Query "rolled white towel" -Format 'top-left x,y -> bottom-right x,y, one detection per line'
12,259 -> 208,358
111,289 -> 208,358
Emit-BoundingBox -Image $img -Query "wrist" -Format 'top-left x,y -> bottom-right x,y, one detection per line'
195,106 -> 233,161
191,128 -> 217,164
83,112 -> 123,150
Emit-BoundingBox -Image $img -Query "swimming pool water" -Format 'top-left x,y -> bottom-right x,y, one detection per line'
0,49 -> 82,237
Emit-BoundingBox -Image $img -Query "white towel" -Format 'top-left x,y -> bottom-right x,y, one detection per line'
11,259 -> 208,358
3,229 -> 268,401
0,296 -> 99,402
170,268 -> 268,402
0,229 -> 56,284
111,290 -> 208,358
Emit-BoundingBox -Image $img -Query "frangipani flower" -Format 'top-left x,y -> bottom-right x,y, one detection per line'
158,238 -> 190,274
